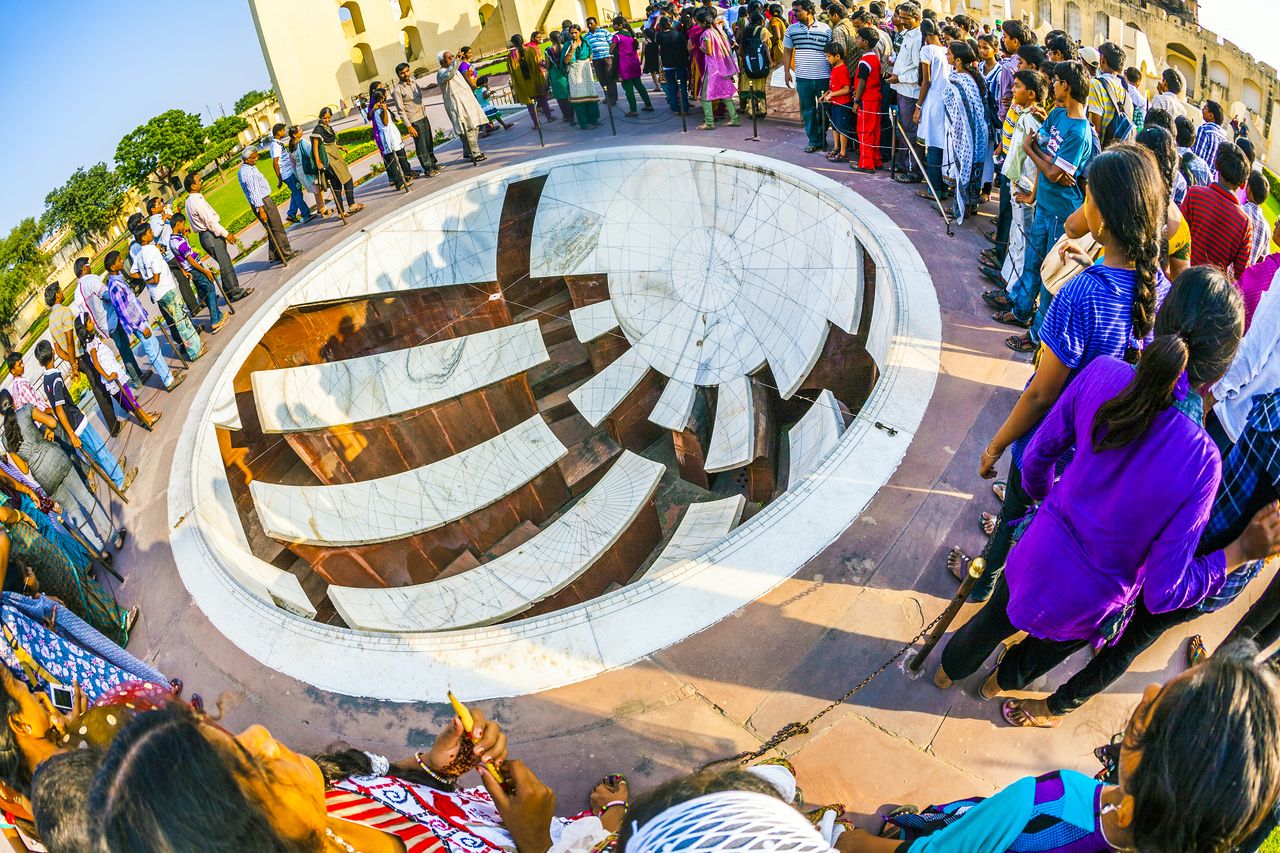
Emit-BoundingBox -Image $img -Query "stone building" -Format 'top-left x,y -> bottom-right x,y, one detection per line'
249,0 -> 648,126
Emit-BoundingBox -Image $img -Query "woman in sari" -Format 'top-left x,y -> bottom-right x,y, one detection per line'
685,11 -> 707,108
698,13 -> 740,129
545,31 -> 574,121
0,392 -> 118,556
941,41 -> 989,222
508,33 -> 555,124
309,107 -> 364,216
565,26 -> 602,130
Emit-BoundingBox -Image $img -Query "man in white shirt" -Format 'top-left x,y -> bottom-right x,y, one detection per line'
1149,68 -> 1190,122
183,172 -> 252,303
270,122 -> 313,224
74,257 -> 147,389
887,1 -> 923,181
132,225 -> 203,361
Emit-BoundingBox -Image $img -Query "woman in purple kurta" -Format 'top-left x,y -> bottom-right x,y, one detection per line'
697,16 -> 740,128
934,269 -> 1280,725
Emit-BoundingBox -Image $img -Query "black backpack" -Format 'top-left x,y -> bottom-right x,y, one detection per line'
742,25 -> 770,79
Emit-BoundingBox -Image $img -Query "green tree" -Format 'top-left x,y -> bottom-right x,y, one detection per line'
208,114 -> 249,143
114,109 -> 207,195
234,89 -> 276,114
0,218 -> 52,340
42,163 -> 128,245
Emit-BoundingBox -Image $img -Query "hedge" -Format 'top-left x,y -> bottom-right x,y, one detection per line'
1266,165 -> 1280,207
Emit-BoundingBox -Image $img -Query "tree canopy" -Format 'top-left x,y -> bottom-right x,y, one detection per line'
0,218 -> 52,332
114,109 -> 207,193
234,89 -> 276,114
42,163 -> 128,244
208,115 -> 249,143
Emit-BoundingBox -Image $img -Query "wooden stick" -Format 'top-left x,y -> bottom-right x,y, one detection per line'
906,557 -> 985,674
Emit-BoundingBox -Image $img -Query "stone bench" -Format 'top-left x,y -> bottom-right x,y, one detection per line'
328,450 -> 665,631
642,495 -> 747,578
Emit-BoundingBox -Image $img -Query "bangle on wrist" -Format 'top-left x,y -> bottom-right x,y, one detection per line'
982,445 -> 1002,459
598,800 -> 628,816
414,751 -> 458,790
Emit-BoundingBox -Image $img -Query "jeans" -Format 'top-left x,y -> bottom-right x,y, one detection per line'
383,147 -> 414,189
940,576 -> 1084,688
592,57 -> 618,104
894,92 -> 921,175
77,423 -> 125,489
925,145 -> 944,195
197,231 -> 242,297
191,268 -> 222,327
1011,211 -> 1065,336
620,77 -> 652,112
282,174 -> 311,221
108,322 -> 144,386
661,66 -> 690,112
795,77 -> 829,148
994,173 -> 1012,263
973,462 -> 1031,600
135,327 -> 173,388
409,117 -> 439,171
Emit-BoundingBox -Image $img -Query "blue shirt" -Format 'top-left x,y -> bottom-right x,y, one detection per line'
1033,108 -> 1096,224
1011,265 -> 1171,468
584,28 -> 612,59
1192,121 -> 1229,180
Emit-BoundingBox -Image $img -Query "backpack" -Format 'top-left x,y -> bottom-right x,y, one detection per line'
742,25 -> 770,79
1100,76 -> 1135,146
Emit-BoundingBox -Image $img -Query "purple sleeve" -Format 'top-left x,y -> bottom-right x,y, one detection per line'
1019,368 -> 1088,501
1141,455 -> 1227,613
997,62 -> 1014,117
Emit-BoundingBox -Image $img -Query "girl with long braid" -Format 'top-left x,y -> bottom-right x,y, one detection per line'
948,145 -> 1170,601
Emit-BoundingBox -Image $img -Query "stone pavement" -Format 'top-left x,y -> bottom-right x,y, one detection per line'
92,97 -> 1277,828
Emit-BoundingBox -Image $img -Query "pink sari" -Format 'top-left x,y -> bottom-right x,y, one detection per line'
700,25 -> 739,100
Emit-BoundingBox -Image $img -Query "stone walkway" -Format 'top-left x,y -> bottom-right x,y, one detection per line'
94,98 -> 1276,828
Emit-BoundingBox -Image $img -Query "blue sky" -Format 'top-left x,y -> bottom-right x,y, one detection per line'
0,0 -> 1273,234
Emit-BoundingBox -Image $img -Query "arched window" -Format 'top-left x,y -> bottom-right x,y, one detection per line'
1243,79 -> 1263,114
478,2 -> 495,25
1167,43 -> 1197,99
1037,0 -> 1051,27
339,2 -> 365,37
1064,2 -> 1082,41
402,26 -> 423,62
1094,11 -> 1108,45
1208,60 -> 1231,92
390,0 -> 412,17
1123,22 -> 1142,49
351,42 -> 378,81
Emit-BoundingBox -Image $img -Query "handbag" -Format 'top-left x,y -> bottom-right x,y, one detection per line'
1040,232 -> 1103,296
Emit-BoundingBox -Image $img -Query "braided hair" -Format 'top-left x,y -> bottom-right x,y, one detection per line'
1084,144 -> 1165,361
948,40 -> 986,98
0,390 -> 21,455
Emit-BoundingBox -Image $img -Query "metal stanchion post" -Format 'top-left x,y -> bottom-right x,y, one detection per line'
62,523 -> 124,583
680,100 -> 688,133
902,558 -> 985,677
152,318 -> 189,369
532,106 -> 546,148
258,207 -> 289,267
319,170 -> 348,226
606,97 -> 617,136
75,448 -> 130,506
889,105 -> 898,181
893,113 -> 954,237
746,97 -> 760,142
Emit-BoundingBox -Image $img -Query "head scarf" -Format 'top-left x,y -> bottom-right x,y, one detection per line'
626,791 -> 836,853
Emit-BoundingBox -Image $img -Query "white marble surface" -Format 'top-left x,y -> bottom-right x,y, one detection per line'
786,390 -> 845,488
169,147 -> 942,702
570,300 -> 621,342
250,415 -> 567,546
251,322 -> 547,433
704,376 -> 754,473
649,378 -> 697,432
568,347 -> 651,427
644,495 -> 746,577
329,450 -> 664,631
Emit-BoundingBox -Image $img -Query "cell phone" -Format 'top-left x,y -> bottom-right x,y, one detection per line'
49,685 -> 74,713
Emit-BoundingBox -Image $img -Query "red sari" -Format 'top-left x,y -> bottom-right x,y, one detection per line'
856,50 -> 883,169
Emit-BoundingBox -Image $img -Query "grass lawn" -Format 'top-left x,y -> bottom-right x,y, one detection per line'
199,159 -> 278,228
1263,193 -> 1280,253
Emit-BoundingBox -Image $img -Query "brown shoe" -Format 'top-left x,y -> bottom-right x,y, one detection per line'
122,467 -> 138,492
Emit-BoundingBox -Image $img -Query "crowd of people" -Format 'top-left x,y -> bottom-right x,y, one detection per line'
0,0 -> 1278,850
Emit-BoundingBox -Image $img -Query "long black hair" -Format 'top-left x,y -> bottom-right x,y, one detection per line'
948,40 -> 985,98
0,390 -> 21,455
87,705 -> 307,852
1092,266 -> 1243,451
32,747 -> 101,853
1128,640 -> 1280,853
1085,144 -> 1166,360
0,688 -> 29,796
510,34 -> 532,79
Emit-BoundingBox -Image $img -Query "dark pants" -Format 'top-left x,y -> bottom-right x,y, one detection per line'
925,145 -> 945,196
894,92 -> 922,175
78,353 -> 120,436
592,57 -> 618,104
993,173 -> 1012,263
322,166 -> 356,210
880,105 -> 894,163
973,462 -> 1031,600
795,77 -> 829,148
662,65 -> 690,112
409,117 -> 439,172
383,147 -> 414,189
198,231 -> 242,297
555,97 -> 575,121
257,202 -> 292,262
940,576 -> 1084,689
108,322 -> 145,386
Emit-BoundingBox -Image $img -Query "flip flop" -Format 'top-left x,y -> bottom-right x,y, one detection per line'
993,480 -> 1006,502
947,546 -> 970,581
1186,634 -> 1208,667
1006,334 -> 1037,353
1001,698 -> 1062,728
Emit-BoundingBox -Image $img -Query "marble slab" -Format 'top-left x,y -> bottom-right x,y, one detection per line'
568,347 -> 651,427
329,450 -> 665,631
251,322 -> 547,433
649,378 -> 697,432
704,376 -> 754,473
570,301 -> 621,343
643,495 -> 746,577
786,389 -> 845,488
250,415 -> 567,546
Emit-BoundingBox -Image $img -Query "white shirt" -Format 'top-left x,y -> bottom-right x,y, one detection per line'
74,273 -> 110,335
270,136 -> 295,180
184,191 -> 229,238
1212,263 -> 1280,441
132,242 -> 178,302
373,106 -> 403,152
891,26 -> 922,98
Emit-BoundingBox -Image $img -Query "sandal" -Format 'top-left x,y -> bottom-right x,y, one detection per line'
992,479 -> 1006,502
980,511 -> 998,536
1186,634 -> 1208,667
698,122 -> 716,130
1001,698 -> 1062,728
879,805 -> 919,838
915,189 -> 935,200
982,290 -> 1012,311
1006,334 -> 1037,353
992,310 -> 1030,329
946,546 -> 970,582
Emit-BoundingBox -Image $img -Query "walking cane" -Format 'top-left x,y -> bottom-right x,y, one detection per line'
151,318 -> 188,369
901,557 -> 985,678
74,446 -> 129,506
258,206 -> 290,267
61,521 -> 124,583
318,169 -> 348,226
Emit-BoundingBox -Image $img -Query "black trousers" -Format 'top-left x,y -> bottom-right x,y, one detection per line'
592,57 -> 618,104
78,352 -> 119,436
321,166 -> 356,210
197,231 -> 242,297
409,118 -> 438,171
1226,569 -> 1280,652
382,148 -> 414,190
894,92 -> 922,176
257,202 -> 292,261
993,173 -> 1012,263
940,576 -> 1085,690
972,462 -> 1031,599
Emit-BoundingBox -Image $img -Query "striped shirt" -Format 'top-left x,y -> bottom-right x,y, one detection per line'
1181,183 -> 1254,281
998,103 -> 1027,162
783,20 -> 832,80
584,27 -> 612,59
238,162 -> 272,209
1244,201 -> 1270,266
1192,120 -> 1229,180
325,788 -> 444,853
